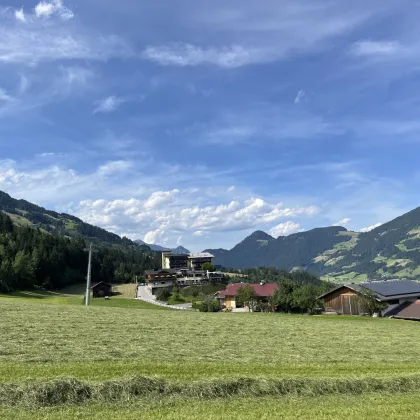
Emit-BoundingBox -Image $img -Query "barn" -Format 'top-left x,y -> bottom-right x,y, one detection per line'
319,280 -> 420,316
91,282 -> 113,298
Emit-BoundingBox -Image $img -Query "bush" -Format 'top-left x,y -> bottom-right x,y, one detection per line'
197,295 -> 221,312
155,288 -> 171,302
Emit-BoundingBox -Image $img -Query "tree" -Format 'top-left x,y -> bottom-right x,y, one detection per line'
202,262 -> 215,272
272,279 -> 297,312
357,289 -> 388,316
292,284 -> 320,314
236,284 -> 257,312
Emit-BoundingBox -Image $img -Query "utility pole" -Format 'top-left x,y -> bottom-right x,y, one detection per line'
85,243 -> 93,306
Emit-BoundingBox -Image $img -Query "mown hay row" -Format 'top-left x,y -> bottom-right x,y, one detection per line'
2,376 -> 420,408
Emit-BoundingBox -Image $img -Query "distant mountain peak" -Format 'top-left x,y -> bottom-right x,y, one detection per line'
134,240 -> 190,254
247,230 -> 275,241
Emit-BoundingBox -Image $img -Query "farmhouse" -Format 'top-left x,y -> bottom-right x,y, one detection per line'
319,280 -> 420,317
216,282 -> 278,310
91,282 -> 112,298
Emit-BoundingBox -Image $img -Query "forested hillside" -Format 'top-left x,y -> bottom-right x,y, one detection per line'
0,212 -> 159,292
207,206 -> 420,283
0,190 -> 146,249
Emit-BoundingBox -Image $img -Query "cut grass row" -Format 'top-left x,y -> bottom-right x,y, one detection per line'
3,375 -> 420,408
2,393 -> 420,420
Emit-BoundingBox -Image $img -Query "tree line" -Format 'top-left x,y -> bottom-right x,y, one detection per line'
0,213 -> 159,293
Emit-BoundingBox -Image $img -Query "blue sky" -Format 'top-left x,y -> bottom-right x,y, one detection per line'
1,0 -> 420,251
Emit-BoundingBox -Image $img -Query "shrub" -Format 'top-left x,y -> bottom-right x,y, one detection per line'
155,288 -> 171,302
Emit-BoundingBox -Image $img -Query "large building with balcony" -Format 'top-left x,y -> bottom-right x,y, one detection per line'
161,251 -> 215,271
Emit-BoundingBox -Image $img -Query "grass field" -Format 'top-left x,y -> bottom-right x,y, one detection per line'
1,288 -> 420,418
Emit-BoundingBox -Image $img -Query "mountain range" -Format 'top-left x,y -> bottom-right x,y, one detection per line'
134,240 -> 190,254
2,188 -> 420,283
205,206 -> 420,283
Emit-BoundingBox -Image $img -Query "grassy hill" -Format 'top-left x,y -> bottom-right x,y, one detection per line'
0,190 -> 148,250
207,206 -> 420,283
2,294 -> 420,418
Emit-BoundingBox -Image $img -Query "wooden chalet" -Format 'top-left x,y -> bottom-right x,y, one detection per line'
319,280 -> 420,316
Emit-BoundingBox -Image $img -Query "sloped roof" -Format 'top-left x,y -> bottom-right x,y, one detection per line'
90,281 -> 112,289
217,283 -> 278,298
392,300 -> 420,320
319,280 -> 420,301
362,280 -> 420,297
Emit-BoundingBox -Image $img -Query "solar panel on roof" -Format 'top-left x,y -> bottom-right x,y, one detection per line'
362,280 -> 420,297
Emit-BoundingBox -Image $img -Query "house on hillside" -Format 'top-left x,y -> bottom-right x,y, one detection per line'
216,282 -> 278,310
319,280 -> 420,317
144,269 -> 178,295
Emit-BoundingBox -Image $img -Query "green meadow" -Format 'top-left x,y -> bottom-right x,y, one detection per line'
1,287 -> 420,418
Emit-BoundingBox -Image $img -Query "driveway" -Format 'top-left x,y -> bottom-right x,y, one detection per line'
136,285 -> 156,301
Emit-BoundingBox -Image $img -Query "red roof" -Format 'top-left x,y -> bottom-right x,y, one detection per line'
217,283 -> 278,298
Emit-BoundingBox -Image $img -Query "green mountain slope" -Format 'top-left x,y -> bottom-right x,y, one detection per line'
206,206 -> 420,283
0,190 -> 147,250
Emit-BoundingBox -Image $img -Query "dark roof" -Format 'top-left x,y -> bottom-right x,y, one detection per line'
216,283 -> 278,298
319,280 -> 420,302
362,280 -> 420,297
144,269 -> 178,275
392,300 -> 420,320
90,281 -> 112,289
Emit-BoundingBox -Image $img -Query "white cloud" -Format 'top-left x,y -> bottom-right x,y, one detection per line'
227,185 -> 236,193
144,228 -> 167,245
93,96 -> 125,114
269,221 -> 302,238
294,90 -> 305,104
142,44 -> 263,68
333,217 -> 351,226
34,0 -> 74,20
360,222 -> 382,233
143,189 -> 180,210
60,67 -> 94,87
176,236 -> 183,245
0,88 -> 12,101
0,6 -> 130,65
350,40 -> 403,57
15,8 -> 26,22
97,161 -> 133,177
75,195 -> 318,240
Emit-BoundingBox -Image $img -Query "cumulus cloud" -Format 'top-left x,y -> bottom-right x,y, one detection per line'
15,8 -> 26,22
333,218 -> 351,226
360,222 -> 382,233
34,0 -> 74,20
143,189 -> 180,210
144,228 -> 167,244
93,96 -> 125,114
269,221 -> 302,238
294,90 -> 305,104
74,195 -> 318,241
